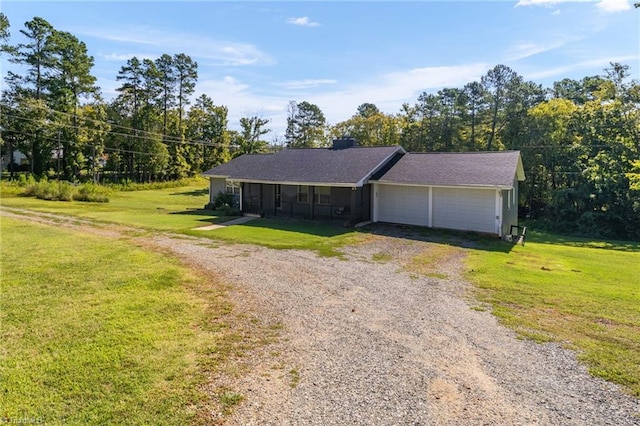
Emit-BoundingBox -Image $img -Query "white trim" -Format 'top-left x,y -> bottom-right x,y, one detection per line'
495,190 -> 502,237
220,178 -> 358,188
371,180 -> 515,191
372,183 -> 379,222
428,186 -> 433,228
355,146 -> 405,187
239,184 -> 243,211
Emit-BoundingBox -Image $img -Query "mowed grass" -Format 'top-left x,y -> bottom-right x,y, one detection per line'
189,218 -> 366,257
3,181 -> 640,396
0,179 -> 225,232
0,217 -> 237,424
465,231 -> 640,396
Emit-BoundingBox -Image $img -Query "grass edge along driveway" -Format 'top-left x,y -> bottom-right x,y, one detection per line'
464,231 -> 640,397
0,216 -> 268,425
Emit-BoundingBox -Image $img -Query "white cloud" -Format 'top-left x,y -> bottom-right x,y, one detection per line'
193,63 -> 489,137
275,79 -> 337,89
286,16 -> 321,27
516,0 -> 588,7
98,52 -> 159,61
515,0 -> 631,11
505,39 -> 574,61
524,55 -> 638,79
304,63 -> 490,127
74,26 -> 274,66
596,0 -> 631,11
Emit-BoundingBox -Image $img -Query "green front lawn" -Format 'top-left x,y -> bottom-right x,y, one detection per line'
2,181 -> 639,397
188,218 -> 365,257
465,231 -> 640,396
0,179 -> 227,231
0,217 -> 240,424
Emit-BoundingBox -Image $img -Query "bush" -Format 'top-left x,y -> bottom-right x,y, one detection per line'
74,184 -> 111,203
110,177 -> 202,192
22,180 -> 75,201
213,191 -> 235,209
19,179 -> 110,203
220,203 -> 241,216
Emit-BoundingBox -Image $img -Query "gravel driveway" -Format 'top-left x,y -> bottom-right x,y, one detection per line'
152,229 -> 640,426
2,208 -> 638,425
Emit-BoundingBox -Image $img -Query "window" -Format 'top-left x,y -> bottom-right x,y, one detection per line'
313,186 -> 331,205
226,181 -> 241,195
297,185 -> 309,203
275,185 -> 282,209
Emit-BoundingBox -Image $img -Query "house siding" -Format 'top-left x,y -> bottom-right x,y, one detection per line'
501,177 -> 519,236
209,178 -> 226,205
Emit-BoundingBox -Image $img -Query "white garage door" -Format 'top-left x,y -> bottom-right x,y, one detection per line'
376,184 -> 430,226
432,187 -> 495,233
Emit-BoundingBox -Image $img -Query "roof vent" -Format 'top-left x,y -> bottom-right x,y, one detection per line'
332,137 -> 357,150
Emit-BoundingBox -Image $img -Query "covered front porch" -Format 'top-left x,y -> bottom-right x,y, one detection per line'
240,183 -> 371,225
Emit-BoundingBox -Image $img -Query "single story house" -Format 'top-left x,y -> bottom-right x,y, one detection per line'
203,138 -> 525,237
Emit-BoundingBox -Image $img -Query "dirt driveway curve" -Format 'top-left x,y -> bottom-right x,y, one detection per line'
2,208 -> 639,425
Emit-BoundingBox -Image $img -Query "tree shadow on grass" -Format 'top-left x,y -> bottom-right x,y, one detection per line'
169,208 -> 230,225
170,188 -> 209,197
525,230 -> 640,252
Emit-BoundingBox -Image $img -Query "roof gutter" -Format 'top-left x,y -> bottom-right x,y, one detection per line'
207,177 -> 360,188
371,180 -> 516,191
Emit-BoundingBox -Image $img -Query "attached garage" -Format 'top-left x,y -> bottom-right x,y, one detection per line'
372,151 -> 525,237
432,187 -> 496,234
376,184 -> 430,227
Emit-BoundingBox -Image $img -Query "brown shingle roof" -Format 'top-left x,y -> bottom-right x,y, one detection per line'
375,151 -> 524,188
203,146 -> 404,187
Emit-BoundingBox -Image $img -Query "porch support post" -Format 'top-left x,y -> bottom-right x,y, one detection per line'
259,183 -> 263,213
350,187 -> 358,224
372,184 -> 378,222
309,186 -> 315,219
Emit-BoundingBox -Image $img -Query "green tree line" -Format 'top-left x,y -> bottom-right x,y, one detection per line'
1,15 -> 639,239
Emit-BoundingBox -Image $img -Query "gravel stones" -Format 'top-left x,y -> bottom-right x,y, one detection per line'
152,232 -> 640,426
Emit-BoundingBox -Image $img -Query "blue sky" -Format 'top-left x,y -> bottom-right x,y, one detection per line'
2,0 -> 638,138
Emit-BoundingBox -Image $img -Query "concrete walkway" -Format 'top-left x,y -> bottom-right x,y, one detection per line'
193,215 -> 257,231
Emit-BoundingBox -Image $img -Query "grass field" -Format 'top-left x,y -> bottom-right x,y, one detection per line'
2,182 -> 639,399
0,179 -> 226,232
188,218 -> 365,257
1,181 -> 366,256
465,231 -> 640,396
0,217 -> 247,424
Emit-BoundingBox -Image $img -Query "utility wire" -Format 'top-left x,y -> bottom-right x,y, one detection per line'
0,109 -> 228,148
1,127 -> 173,157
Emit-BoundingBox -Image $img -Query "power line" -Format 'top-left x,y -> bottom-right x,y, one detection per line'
0,108 -> 229,148
1,126 -> 174,157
